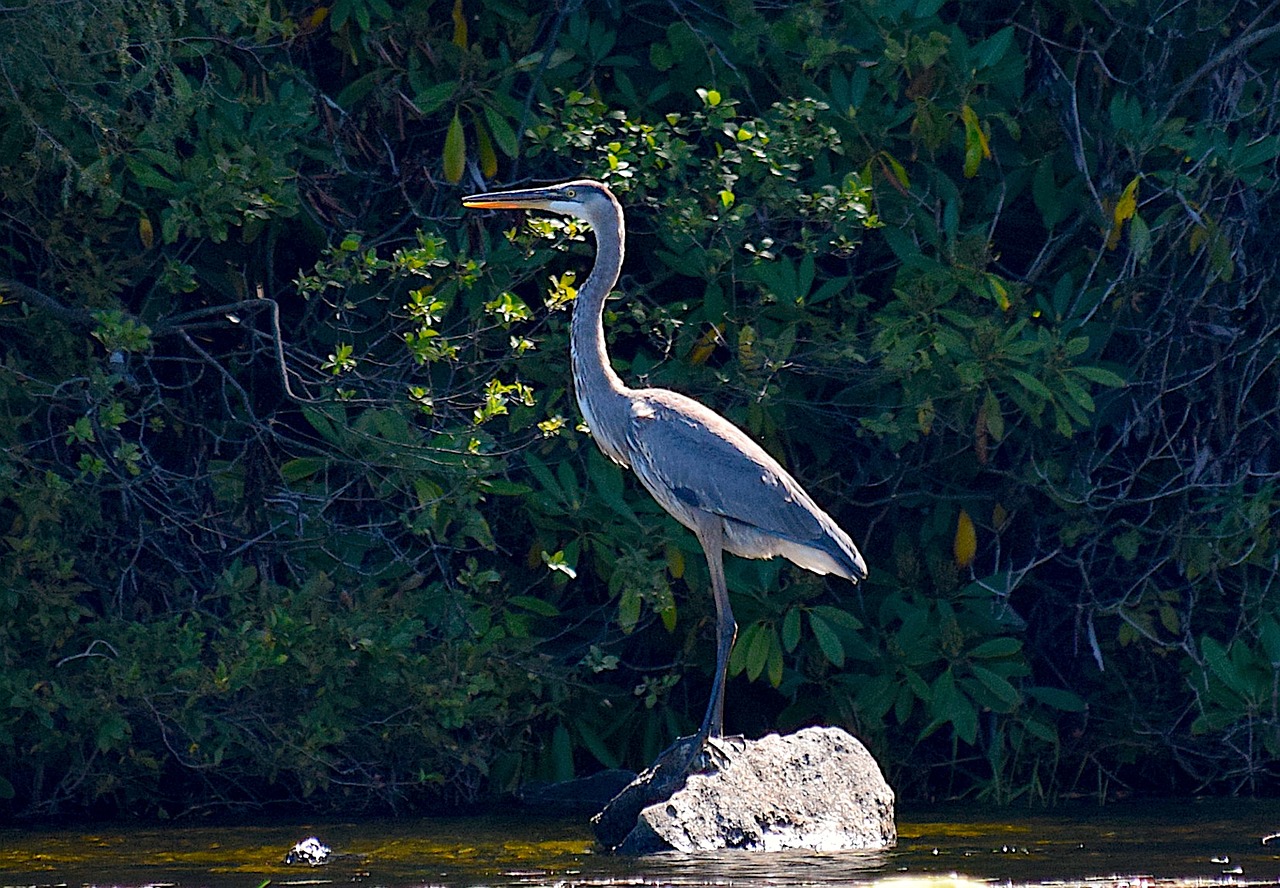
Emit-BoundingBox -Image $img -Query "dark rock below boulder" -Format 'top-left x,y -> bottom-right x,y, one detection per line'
592,726 -> 895,854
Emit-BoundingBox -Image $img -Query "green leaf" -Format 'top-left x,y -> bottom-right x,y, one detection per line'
551,723 -> 573,782
782,608 -> 801,652
124,157 -> 178,194
523,452 -> 564,501
555,458 -> 581,503
1009,369 -> 1052,400
575,718 -> 620,769
970,663 -> 1021,709
508,595 -> 560,616
1060,376 -> 1096,413
894,682 -> 917,723
1130,213 -> 1151,263
483,105 -> 520,157
767,639 -> 784,687
1026,686 -> 1087,712
1231,133 -> 1280,169
881,226 -> 920,265
479,479 -> 532,496
95,713 -> 129,752
1072,365 -> 1127,387
336,70 -> 380,109
983,388 -> 1004,441
618,587 -> 641,634
443,110 -> 466,183
301,404 -> 346,445
745,622 -> 771,681
797,254 -> 815,300
809,612 -> 845,667
1201,636 -> 1247,697
588,448 -> 640,525
1025,718 -> 1059,744
369,407 -> 414,444
1064,336 -> 1090,357
1259,615 -> 1280,665
941,675 -> 979,744
969,636 -> 1022,658
811,604 -> 862,631
1033,159 -> 1066,226
280,457 -> 326,483
856,674 -> 897,719
972,26 -> 1014,69
1113,529 -> 1141,561
808,275 -> 852,305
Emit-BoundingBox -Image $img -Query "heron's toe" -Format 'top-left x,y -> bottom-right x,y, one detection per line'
692,734 -> 744,772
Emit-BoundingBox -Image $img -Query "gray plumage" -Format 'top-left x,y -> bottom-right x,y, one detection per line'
463,179 -> 867,743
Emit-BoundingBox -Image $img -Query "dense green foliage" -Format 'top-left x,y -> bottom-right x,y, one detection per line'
1,0 -> 1277,817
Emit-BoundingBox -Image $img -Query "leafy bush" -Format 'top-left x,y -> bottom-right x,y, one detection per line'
1,0 -> 1277,816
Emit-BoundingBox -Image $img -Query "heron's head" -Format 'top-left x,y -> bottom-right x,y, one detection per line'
462,179 -> 620,229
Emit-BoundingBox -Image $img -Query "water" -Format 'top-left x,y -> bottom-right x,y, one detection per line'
1,800 -> 1277,888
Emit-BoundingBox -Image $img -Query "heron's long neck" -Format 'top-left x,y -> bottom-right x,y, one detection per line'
571,200 -> 633,464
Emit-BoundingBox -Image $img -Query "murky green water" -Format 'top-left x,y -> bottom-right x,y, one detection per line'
1,800 -> 1277,888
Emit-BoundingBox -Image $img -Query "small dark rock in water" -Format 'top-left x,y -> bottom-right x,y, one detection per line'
284,836 -> 332,866
593,726 -> 896,854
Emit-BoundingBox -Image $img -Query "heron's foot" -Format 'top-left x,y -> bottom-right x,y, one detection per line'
650,732 -> 745,780
697,734 -> 746,771
651,732 -> 708,778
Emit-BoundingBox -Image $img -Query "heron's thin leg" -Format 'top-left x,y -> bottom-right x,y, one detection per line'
694,517 -> 736,740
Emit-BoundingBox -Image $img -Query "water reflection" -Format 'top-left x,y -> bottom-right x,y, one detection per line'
0,800 -> 1277,888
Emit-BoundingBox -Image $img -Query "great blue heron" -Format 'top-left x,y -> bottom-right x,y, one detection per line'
462,179 -> 867,750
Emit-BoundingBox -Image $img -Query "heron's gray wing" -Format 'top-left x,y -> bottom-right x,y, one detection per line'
624,391 -> 828,544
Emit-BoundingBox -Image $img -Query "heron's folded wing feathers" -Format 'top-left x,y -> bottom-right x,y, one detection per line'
625,393 -> 829,544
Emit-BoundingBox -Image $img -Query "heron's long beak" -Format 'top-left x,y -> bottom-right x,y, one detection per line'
461,186 -> 559,210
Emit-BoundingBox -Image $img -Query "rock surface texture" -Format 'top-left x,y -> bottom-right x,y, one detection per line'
592,726 -> 895,854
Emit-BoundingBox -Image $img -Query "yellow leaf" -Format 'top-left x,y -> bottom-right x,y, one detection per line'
737,324 -> 757,368
138,214 -> 154,249
688,323 -> 723,366
666,544 -> 685,579
451,0 -> 467,49
307,5 -> 329,28
1113,176 -> 1139,225
985,272 -> 1010,310
1106,177 -> 1140,250
1189,224 -> 1207,253
443,110 -> 465,183
961,105 -> 991,178
883,151 -> 910,190
917,397 -> 935,435
992,502 -> 1009,531
954,508 -> 977,568
473,116 -> 497,178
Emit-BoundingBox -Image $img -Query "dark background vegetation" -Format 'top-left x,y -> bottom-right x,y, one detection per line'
1,0 -> 1277,818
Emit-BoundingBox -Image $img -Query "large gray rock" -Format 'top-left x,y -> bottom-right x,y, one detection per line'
593,726 -> 895,854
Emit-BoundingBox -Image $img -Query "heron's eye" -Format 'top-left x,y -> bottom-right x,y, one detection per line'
565,188 -> 576,198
